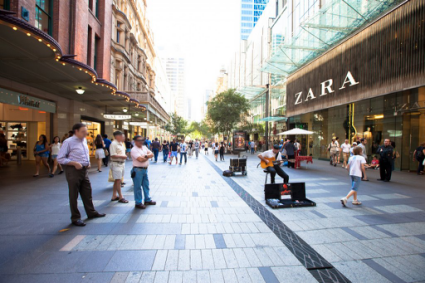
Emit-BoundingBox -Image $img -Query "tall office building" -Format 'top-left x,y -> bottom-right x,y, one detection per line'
241,0 -> 269,40
187,98 -> 192,121
160,49 -> 186,119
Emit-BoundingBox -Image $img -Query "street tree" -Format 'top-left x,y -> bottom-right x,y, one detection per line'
187,120 -> 212,140
164,113 -> 188,135
206,89 -> 250,138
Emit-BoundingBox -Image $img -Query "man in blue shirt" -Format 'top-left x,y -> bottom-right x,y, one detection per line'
144,137 -> 152,149
102,134 -> 112,166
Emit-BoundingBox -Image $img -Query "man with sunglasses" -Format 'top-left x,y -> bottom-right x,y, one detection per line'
130,136 -> 156,209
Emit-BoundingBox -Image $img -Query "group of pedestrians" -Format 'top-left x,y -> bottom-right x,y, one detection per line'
56,123 -> 156,226
33,134 -> 64,177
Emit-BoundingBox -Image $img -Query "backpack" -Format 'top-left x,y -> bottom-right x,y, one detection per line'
416,147 -> 424,160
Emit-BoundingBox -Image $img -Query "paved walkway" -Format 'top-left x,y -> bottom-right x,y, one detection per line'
0,150 -> 424,283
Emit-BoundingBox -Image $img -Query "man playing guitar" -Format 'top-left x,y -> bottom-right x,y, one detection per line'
258,144 -> 289,184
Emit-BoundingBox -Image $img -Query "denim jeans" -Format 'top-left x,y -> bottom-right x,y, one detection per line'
131,167 -> 151,205
153,148 -> 159,162
194,148 -> 199,158
163,149 -> 169,162
180,152 -> 187,164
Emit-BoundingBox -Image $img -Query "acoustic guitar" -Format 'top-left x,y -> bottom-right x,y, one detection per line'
260,157 -> 282,169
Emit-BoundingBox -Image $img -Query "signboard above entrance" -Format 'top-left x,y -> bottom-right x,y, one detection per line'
0,87 -> 56,113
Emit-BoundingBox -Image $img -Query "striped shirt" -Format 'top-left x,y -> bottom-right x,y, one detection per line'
57,136 -> 90,166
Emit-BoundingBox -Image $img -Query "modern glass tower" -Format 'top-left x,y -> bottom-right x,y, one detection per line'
241,0 -> 269,40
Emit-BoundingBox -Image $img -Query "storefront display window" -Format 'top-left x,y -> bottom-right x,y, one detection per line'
81,120 -> 101,156
292,87 -> 425,171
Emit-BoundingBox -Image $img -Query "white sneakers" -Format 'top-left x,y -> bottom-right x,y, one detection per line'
340,197 -> 347,207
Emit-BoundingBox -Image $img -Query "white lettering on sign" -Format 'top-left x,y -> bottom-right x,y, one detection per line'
320,79 -> 334,96
339,71 -> 359,89
305,88 -> 316,101
294,92 -> 303,105
294,71 -> 359,105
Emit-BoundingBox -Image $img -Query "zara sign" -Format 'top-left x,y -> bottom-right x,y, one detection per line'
293,71 -> 359,105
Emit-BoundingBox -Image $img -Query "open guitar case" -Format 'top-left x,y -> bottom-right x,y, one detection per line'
265,182 -> 316,209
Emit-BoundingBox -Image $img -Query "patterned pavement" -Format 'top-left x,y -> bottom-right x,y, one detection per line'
0,150 -> 424,283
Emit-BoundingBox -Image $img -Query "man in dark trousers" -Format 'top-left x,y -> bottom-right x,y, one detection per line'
258,144 -> 289,184
58,123 -> 106,226
377,139 -> 394,182
102,134 -> 112,166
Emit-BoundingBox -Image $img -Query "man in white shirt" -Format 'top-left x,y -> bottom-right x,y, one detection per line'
340,139 -> 351,168
179,139 -> 188,165
109,131 -> 128,203
131,136 -> 156,209
258,144 -> 289,184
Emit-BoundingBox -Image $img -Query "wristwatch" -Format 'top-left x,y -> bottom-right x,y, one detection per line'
145,155 -> 148,159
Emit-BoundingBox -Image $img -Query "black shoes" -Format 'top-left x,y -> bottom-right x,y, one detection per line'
72,219 -> 86,226
88,213 -> 106,219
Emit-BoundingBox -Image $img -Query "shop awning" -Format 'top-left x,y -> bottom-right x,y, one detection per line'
262,0 -> 404,76
0,10 -> 146,113
259,116 -> 287,122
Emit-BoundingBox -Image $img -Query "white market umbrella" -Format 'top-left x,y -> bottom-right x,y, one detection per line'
277,128 -> 314,135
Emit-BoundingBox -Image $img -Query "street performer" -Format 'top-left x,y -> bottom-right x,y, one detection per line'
130,136 -> 156,209
258,144 -> 289,184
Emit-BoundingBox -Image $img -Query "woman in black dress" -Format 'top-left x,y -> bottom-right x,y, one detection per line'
219,142 -> 225,161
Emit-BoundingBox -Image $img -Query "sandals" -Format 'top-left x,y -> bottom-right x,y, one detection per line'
118,198 -> 129,203
111,197 -> 119,201
352,200 -> 362,205
33,174 -> 39,177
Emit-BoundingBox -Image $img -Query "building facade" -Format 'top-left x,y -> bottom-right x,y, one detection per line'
160,51 -> 186,119
0,0 -> 172,164
241,0 -> 270,40
285,0 -> 425,171
111,0 -> 171,141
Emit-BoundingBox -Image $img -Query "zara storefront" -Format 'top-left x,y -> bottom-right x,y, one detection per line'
286,0 -> 425,172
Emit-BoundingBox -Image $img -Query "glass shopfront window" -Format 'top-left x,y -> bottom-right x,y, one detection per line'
290,87 -> 425,171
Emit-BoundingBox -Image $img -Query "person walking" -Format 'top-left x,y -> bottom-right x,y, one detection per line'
219,142 -> 225,161
131,136 -> 156,209
151,138 -> 161,162
179,139 -> 188,165
169,138 -> 179,164
285,140 -> 297,168
124,137 -> 132,160
94,135 -> 105,172
335,137 -> 341,164
377,139 -> 394,182
341,139 -> 351,168
250,140 -> 255,154
340,146 -> 366,207
161,139 -> 169,162
328,139 -> 338,166
109,131 -> 128,203
357,138 -> 369,181
102,134 -> 111,167
194,139 -> 200,159
413,142 -> 425,175
33,134 -> 51,177
258,144 -> 289,184
57,123 -> 106,226
50,136 -> 63,176
204,141 -> 209,155
188,140 -> 193,157
214,142 -> 219,161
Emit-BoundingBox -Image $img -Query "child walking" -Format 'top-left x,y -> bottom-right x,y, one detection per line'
341,146 -> 366,207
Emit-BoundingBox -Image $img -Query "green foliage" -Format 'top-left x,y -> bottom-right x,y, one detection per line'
187,120 -> 212,140
241,121 -> 265,135
164,113 -> 188,135
206,89 -> 250,136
